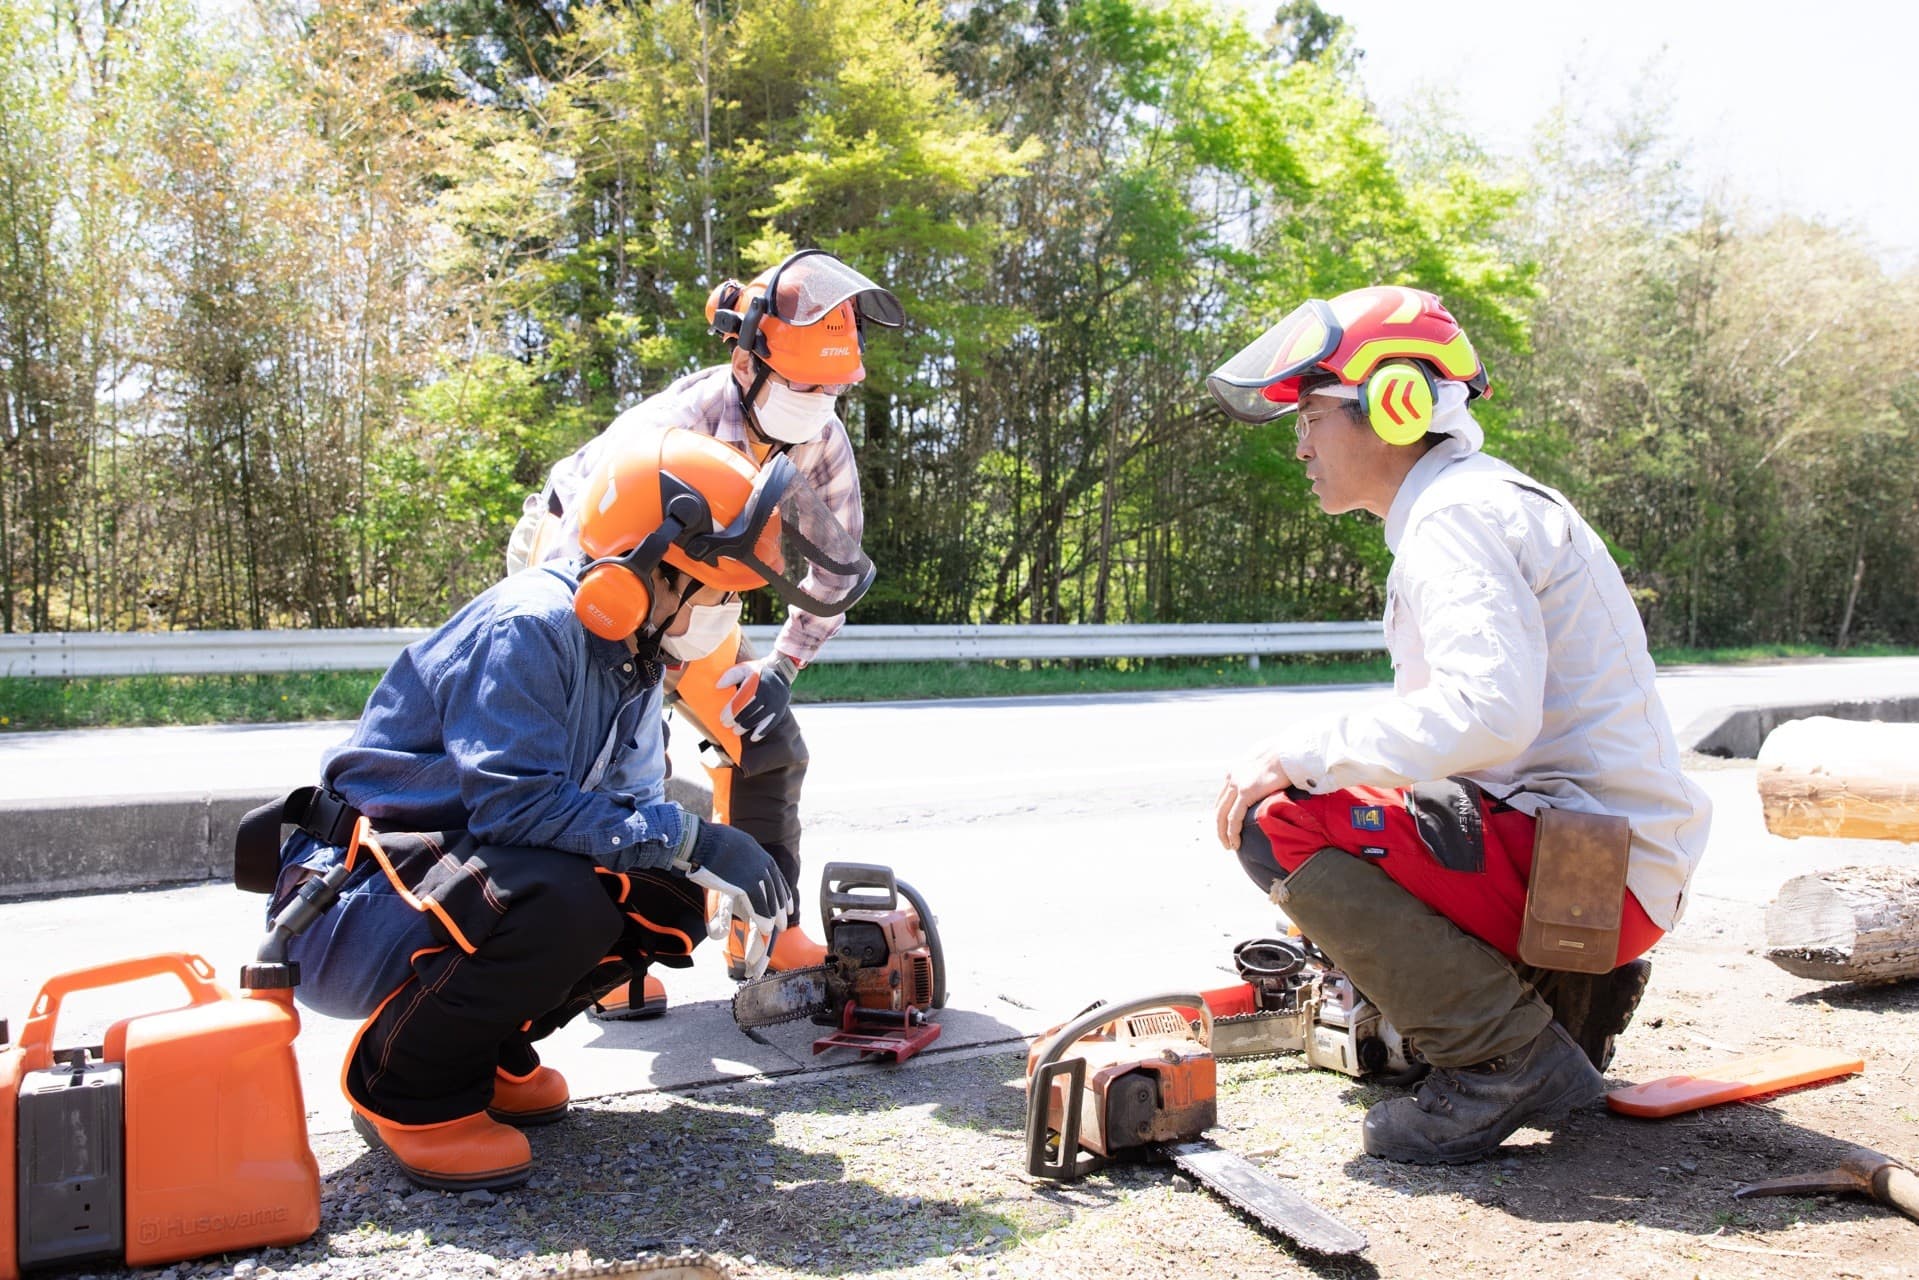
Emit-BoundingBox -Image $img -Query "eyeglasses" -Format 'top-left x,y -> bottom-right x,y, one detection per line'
1293,412 -> 1334,445
1292,401 -> 1353,444
775,373 -> 852,397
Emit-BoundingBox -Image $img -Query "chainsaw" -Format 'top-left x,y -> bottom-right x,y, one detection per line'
1024,992 -> 1367,1256
1202,936 -> 1425,1082
731,862 -> 947,1063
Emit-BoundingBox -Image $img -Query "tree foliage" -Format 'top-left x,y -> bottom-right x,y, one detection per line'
1,0 -> 1912,651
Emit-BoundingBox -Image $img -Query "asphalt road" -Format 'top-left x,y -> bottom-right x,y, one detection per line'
4,657 -> 1918,1138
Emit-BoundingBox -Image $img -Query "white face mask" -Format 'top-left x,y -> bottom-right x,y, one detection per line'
659,599 -> 742,662
753,379 -> 838,444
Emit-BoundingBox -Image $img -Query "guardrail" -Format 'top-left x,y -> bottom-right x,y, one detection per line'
0,621 -> 1384,678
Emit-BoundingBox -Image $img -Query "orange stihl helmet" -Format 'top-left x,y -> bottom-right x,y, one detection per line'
705,250 -> 905,388
573,426 -> 875,640
1206,286 -> 1489,444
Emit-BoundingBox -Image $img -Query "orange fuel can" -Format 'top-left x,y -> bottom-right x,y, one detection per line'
1,953 -> 320,1278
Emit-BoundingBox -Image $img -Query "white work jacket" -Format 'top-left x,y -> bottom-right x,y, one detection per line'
1271,440 -> 1711,929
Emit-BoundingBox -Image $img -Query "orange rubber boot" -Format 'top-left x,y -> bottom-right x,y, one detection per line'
488,1064 -> 570,1126
350,1110 -> 532,1192
587,974 -> 669,1021
726,918 -> 829,977
771,924 -> 829,971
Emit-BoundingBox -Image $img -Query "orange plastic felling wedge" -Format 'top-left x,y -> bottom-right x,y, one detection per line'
1606,1046 -> 1864,1118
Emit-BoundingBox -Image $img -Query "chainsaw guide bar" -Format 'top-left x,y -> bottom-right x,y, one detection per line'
730,965 -> 834,1027
522,1253 -> 732,1279
1164,1141 -> 1369,1256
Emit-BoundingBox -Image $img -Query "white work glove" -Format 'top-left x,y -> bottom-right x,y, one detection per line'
670,815 -> 793,979
716,651 -> 800,743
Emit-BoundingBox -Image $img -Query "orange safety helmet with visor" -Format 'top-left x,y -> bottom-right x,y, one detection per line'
705,250 -> 905,443
572,426 -> 875,642
1206,286 -> 1488,445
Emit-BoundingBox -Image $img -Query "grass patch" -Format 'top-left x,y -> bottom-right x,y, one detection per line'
0,670 -> 382,731
792,652 -> 1395,703
2,642 -> 1913,732
1650,641 -> 1916,664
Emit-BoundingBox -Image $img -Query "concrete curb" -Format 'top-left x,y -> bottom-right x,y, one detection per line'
1679,695 -> 1919,760
0,775 -> 713,901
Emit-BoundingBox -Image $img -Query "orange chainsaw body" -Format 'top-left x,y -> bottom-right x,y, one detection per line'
1026,1004 -> 1216,1159
2,954 -> 320,1279
831,902 -> 939,1015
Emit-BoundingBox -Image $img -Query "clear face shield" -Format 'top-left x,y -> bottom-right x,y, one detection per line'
715,251 -> 907,370
761,252 -> 906,333
680,455 -> 875,618
1204,299 -> 1343,424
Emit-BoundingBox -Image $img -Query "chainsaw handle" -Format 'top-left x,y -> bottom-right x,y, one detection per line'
819,861 -> 898,922
1028,1056 -> 1096,1180
16,952 -> 225,1071
1030,991 -> 1213,1076
895,876 -> 947,1010
1025,992 -> 1212,1182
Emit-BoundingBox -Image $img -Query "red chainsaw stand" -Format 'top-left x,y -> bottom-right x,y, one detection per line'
812,1002 -> 941,1063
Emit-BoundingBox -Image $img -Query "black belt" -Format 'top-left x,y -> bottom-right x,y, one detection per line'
233,786 -> 364,894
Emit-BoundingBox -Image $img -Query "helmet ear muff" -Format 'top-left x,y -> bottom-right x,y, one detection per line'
1359,359 -> 1438,446
574,562 -> 653,641
706,280 -> 747,342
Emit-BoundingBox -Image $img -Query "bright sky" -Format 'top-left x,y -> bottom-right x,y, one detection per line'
1316,0 -> 1919,271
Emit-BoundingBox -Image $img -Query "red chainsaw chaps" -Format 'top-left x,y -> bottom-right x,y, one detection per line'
1253,785 -> 1662,968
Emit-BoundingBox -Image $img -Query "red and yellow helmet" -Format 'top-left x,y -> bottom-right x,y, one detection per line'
1206,285 -> 1488,424
705,250 -> 905,388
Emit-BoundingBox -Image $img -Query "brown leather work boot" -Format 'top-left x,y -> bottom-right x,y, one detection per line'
587,974 -> 669,1022
487,1063 -> 570,1126
351,1109 -> 533,1191
1361,1022 -> 1605,1165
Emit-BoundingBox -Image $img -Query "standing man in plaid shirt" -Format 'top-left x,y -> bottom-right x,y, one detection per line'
508,250 -> 904,1017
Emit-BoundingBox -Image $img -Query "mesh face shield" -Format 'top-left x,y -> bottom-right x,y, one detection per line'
681,455 -> 874,618
1204,300 -> 1341,423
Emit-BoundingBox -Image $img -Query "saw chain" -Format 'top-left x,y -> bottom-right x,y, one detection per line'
730,964 -> 835,1028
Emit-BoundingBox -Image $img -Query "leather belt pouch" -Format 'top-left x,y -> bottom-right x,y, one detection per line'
1518,808 -> 1631,974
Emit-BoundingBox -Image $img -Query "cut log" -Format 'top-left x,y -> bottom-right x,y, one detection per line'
1756,716 -> 1919,842
1765,866 -> 1919,984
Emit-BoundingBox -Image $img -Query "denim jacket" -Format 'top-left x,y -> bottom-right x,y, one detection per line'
281,565 -> 683,878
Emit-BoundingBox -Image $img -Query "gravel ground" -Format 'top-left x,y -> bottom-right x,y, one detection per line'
21,890 -> 1919,1280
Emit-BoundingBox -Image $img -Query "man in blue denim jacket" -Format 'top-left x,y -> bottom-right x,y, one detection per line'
256,426 -> 872,1192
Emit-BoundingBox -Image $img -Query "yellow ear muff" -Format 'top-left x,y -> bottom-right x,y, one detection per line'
1360,360 -> 1437,445
574,563 -> 653,641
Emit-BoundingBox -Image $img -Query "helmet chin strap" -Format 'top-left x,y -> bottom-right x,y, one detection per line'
736,357 -> 774,431
734,356 -> 790,461
635,565 -> 698,656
